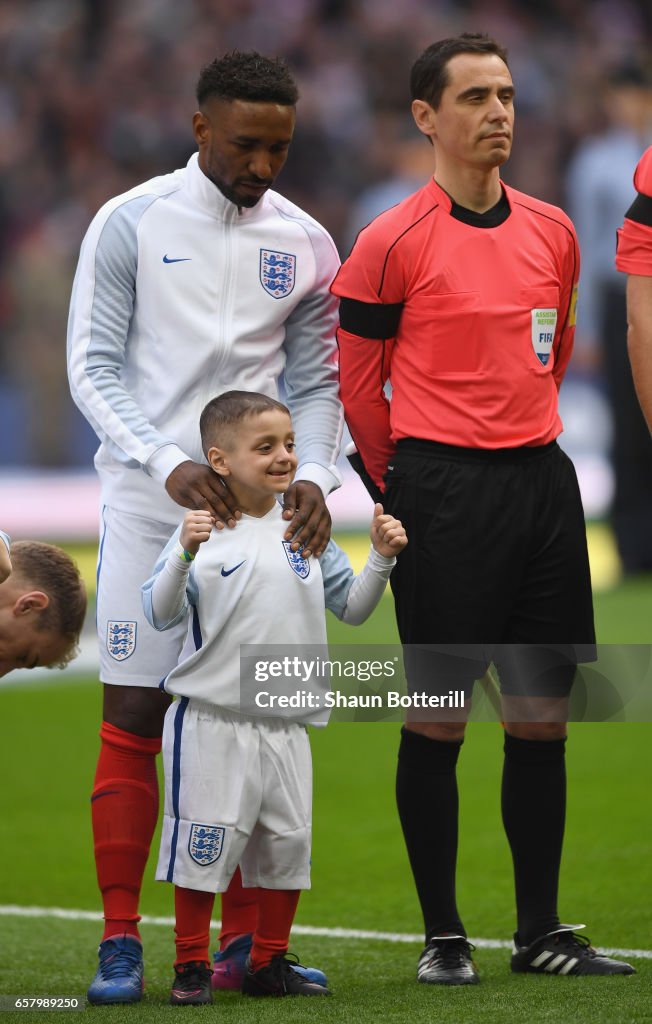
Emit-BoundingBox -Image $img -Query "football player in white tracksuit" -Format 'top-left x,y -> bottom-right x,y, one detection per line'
68,147 -> 342,685
66,52 -> 343,1005
140,390 -> 407,1002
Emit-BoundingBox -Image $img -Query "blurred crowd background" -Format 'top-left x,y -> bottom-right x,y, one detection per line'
0,0 -> 651,546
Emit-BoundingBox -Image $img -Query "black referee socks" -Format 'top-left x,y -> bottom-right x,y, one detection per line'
396,727 -> 466,941
502,732 -> 567,946
396,728 -> 568,946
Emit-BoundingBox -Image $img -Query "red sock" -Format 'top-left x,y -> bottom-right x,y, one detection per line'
219,866 -> 258,949
174,886 -> 214,966
92,721 -> 161,942
249,889 -> 301,970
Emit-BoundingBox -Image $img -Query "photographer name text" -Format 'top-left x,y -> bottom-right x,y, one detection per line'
254,689 -> 465,710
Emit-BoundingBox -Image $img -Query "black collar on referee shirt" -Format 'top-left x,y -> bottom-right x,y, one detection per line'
449,186 -> 511,228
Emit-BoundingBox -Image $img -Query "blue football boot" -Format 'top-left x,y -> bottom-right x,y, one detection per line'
87,935 -> 144,1005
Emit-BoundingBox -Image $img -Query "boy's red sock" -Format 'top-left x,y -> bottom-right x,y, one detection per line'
219,866 -> 258,949
91,721 -> 161,942
249,888 -> 301,970
174,886 -> 215,966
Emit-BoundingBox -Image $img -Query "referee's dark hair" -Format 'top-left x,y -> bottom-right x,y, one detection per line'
411,33 -> 509,110
196,51 -> 299,107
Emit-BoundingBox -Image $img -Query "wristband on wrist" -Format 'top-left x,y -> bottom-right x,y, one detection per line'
174,541 -> 195,563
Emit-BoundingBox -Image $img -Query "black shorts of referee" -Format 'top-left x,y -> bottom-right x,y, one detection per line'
383,438 -> 597,702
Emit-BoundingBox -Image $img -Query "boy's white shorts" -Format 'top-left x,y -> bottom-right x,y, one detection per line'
157,700 -> 313,892
96,505 -> 186,686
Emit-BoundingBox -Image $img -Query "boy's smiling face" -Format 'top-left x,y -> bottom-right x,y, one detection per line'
207,408 -> 298,515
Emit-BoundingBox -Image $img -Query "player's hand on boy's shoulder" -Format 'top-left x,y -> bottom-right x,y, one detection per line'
166,461 -> 241,528
282,480 -> 331,559
180,510 -> 215,556
370,503 -> 407,558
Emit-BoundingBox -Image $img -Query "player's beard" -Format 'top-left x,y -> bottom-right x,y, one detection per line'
206,169 -> 270,209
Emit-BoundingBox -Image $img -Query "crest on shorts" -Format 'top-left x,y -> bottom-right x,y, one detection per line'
260,249 -> 296,298
282,541 -> 310,579
188,824 -> 225,866
106,621 -> 137,661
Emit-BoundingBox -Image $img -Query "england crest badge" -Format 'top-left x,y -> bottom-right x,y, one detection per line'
260,249 -> 296,298
282,540 -> 310,579
188,823 -> 225,866
106,621 -> 137,661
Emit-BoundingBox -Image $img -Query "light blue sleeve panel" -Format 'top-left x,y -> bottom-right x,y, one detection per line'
319,539 -> 355,619
141,524 -> 199,630
67,193 -> 174,469
278,211 -> 344,496
0,530 -> 10,554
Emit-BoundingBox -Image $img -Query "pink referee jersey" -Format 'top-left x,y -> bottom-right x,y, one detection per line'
616,145 -> 652,276
332,177 -> 579,490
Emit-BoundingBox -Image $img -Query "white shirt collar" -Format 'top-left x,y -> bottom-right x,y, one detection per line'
185,151 -> 267,222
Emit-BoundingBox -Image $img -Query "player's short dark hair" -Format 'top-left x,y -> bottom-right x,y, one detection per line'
10,541 -> 87,668
200,391 -> 291,455
196,51 -> 299,107
411,33 -> 509,109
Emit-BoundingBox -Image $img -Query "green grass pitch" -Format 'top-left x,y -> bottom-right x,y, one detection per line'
0,542 -> 650,1023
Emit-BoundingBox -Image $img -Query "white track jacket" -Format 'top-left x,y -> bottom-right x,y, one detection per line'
67,153 -> 343,524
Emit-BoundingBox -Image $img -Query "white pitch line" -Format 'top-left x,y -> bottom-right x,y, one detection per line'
0,905 -> 650,960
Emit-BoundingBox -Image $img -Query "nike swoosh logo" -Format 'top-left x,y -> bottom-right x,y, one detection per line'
221,561 -> 246,577
162,254 -> 192,263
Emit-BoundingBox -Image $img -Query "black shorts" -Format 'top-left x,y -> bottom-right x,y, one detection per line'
383,439 -> 596,698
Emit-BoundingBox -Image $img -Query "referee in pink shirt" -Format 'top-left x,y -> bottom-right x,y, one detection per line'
333,32 -> 634,986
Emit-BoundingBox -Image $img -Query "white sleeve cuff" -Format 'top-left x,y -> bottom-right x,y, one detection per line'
367,546 -> 397,572
295,461 -> 342,499
145,443 -> 193,485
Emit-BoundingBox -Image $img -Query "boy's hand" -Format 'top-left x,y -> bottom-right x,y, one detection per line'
370,503 -> 407,557
180,510 -> 214,556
